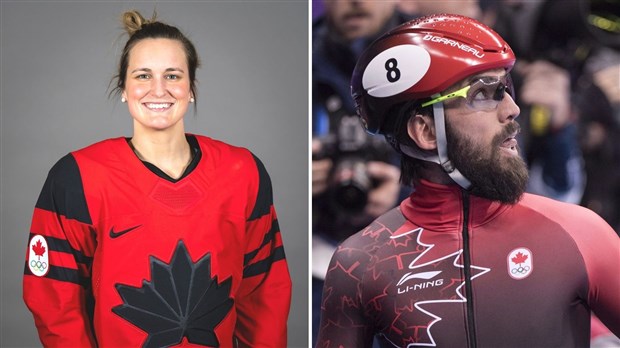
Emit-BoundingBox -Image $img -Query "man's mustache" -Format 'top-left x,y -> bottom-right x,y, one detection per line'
494,122 -> 521,147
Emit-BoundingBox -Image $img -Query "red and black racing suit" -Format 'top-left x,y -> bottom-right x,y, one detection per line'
317,180 -> 620,347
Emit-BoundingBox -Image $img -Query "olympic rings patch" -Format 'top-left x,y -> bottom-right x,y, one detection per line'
28,235 -> 49,277
507,247 -> 533,280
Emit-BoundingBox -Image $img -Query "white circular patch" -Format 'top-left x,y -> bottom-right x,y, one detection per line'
28,235 -> 49,277
362,45 -> 431,98
507,247 -> 533,280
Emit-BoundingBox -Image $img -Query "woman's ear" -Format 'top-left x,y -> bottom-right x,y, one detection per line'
407,114 -> 437,150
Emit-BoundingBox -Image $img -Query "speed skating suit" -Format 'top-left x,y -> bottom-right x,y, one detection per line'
317,180 -> 620,347
24,135 -> 292,347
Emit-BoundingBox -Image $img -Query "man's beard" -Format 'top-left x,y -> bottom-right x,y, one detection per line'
446,121 -> 529,204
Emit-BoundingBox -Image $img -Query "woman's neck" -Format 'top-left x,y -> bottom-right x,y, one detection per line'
130,128 -> 192,180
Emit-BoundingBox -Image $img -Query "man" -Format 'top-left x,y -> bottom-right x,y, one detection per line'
312,0 -> 406,230
316,14 -> 619,347
312,1 -> 411,343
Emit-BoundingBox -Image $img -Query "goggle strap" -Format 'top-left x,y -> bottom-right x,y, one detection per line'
432,102 -> 472,189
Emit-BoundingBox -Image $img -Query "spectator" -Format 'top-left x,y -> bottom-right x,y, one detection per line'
312,0 -> 412,344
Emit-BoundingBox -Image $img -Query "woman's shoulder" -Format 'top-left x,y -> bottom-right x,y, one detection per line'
192,134 -> 256,161
43,138 -> 126,186
72,137 -> 128,156
192,134 -> 241,150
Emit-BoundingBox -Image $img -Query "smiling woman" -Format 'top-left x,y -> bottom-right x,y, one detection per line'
123,38 -> 194,178
21,9 -> 293,348
112,11 -> 200,179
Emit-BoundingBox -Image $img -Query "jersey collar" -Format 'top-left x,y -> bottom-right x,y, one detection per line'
400,180 -> 510,233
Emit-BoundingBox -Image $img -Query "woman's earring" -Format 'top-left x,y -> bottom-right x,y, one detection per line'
121,97 -> 127,103
190,97 -> 195,103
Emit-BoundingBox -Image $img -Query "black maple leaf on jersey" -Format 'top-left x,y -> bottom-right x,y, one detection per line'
112,240 -> 233,348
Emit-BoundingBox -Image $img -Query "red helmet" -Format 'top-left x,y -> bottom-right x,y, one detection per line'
351,14 -> 515,134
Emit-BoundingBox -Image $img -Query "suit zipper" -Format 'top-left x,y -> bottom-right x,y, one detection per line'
462,190 -> 477,348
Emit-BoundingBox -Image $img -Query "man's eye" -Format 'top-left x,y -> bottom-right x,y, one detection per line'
503,85 -> 512,96
470,88 -> 489,101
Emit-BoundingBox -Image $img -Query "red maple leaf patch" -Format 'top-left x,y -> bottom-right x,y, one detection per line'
511,252 -> 528,265
32,239 -> 46,257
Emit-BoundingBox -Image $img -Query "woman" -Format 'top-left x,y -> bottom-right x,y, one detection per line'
23,10 -> 291,347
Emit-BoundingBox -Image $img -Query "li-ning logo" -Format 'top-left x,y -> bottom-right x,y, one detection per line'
389,227 -> 491,347
397,271 -> 444,294
507,247 -> 533,279
422,34 -> 485,58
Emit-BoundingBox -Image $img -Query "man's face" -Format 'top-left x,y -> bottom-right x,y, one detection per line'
444,69 -> 528,204
325,0 -> 397,41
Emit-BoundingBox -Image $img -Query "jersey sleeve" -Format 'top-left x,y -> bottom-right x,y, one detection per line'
23,154 -> 97,347
234,155 -> 292,347
316,237 -> 375,348
570,208 -> 620,336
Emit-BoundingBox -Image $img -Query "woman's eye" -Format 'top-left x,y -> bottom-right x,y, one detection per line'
166,74 -> 180,80
136,74 -> 150,80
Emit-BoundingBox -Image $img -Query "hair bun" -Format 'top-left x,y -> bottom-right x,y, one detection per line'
121,10 -> 157,36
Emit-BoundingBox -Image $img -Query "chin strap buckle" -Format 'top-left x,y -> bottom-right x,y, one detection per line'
441,160 -> 455,173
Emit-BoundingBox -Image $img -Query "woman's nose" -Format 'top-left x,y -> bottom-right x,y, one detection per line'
151,77 -> 167,97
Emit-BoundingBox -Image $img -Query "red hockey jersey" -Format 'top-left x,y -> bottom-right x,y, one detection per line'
24,135 -> 291,347
317,180 -> 620,347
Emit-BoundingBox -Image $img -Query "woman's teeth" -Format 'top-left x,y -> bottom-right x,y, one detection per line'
145,103 -> 172,110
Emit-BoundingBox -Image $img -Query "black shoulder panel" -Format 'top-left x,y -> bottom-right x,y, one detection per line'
243,246 -> 286,279
248,154 -> 273,221
243,219 -> 280,266
35,154 -> 92,225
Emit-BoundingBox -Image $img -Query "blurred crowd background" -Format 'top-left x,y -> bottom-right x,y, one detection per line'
311,0 -> 620,346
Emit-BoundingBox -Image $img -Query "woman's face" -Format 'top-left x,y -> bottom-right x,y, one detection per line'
122,38 -> 192,133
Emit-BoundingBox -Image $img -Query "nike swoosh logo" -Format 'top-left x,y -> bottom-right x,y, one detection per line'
109,225 -> 142,239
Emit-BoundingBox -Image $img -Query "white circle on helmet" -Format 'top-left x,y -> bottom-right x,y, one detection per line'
362,45 -> 431,98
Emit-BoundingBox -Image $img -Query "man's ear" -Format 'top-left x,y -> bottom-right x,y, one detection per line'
407,114 -> 437,150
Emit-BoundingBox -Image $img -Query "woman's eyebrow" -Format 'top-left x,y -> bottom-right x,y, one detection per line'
130,67 -> 185,73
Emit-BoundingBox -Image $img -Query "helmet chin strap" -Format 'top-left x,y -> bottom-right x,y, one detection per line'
399,101 -> 472,189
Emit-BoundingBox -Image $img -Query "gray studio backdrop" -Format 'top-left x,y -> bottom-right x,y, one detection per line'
0,1 -> 309,347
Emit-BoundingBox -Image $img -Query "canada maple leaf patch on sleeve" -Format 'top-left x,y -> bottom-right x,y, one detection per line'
112,240 -> 233,347
28,235 -> 49,277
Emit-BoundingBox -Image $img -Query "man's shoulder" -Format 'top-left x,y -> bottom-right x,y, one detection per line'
519,193 -> 608,229
339,207 -> 408,250
329,207 -> 409,280
520,193 -> 595,216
